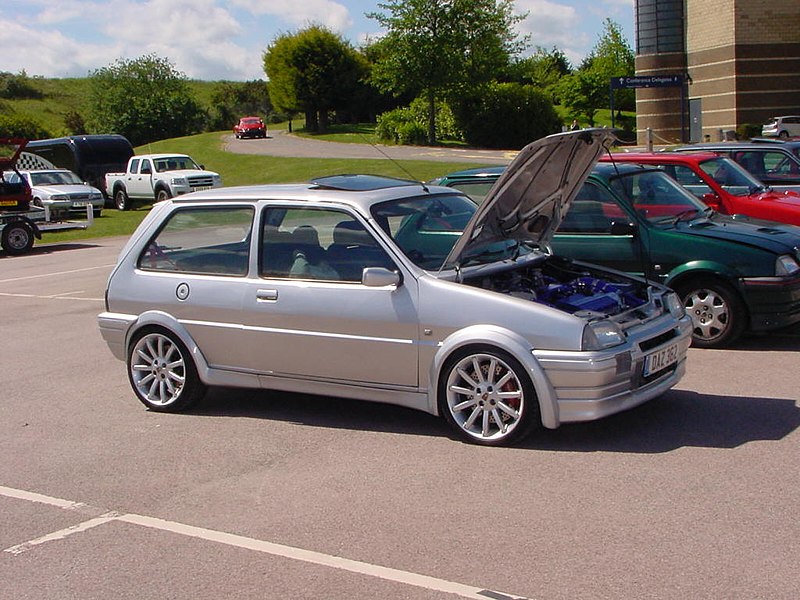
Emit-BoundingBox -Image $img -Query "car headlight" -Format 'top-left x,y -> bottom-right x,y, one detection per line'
776,254 -> 800,276
171,177 -> 187,186
50,194 -> 68,201
89,192 -> 103,200
582,320 -> 625,350
664,291 -> 686,318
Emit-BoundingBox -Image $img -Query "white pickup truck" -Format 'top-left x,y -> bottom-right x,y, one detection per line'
105,154 -> 222,210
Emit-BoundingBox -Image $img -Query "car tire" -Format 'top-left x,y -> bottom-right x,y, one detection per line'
675,278 -> 746,348
1,221 -> 35,255
127,328 -> 207,412
437,346 -> 539,446
115,188 -> 130,211
778,130 -> 789,139
155,188 -> 172,203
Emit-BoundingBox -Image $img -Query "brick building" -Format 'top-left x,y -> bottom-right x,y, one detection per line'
634,0 -> 800,144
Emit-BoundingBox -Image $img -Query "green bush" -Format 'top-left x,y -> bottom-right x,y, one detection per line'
396,121 -> 427,145
452,83 -> 561,149
737,123 -> 762,140
0,113 -> 51,138
376,98 -> 462,144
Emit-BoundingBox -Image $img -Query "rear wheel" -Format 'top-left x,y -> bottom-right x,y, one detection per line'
127,329 -> 206,412
1,221 -> 35,255
676,278 -> 746,348
778,130 -> 789,139
438,347 -> 539,446
115,188 -> 130,211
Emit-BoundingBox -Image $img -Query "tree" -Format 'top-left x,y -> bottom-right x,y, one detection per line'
508,47 -> 571,101
86,55 -> 203,146
208,80 -> 273,131
581,19 -> 635,114
369,0 -> 525,144
263,26 -> 367,133
557,70 -> 607,127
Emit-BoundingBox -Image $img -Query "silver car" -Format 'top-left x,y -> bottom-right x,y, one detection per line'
19,169 -> 104,216
98,130 -> 692,446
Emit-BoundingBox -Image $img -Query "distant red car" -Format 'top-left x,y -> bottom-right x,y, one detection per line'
600,152 -> 800,226
233,116 -> 266,139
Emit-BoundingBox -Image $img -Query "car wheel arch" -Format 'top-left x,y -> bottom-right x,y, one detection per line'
429,324 -> 559,429
125,313 -> 212,384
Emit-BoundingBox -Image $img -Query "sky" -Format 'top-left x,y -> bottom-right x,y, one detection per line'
1,0 -> 635,81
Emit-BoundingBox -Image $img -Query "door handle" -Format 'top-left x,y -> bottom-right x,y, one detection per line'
256,289 -> 278,302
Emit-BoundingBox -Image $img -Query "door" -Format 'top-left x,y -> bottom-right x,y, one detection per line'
552,180 -> 646,277
689,98 -> 703,143
238,206 -> 420,388
129,158 -> 154,198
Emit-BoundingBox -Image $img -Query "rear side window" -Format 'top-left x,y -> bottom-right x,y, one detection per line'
139,207 -> 253,276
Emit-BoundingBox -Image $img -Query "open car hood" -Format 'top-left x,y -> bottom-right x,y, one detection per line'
442,129 -> 616,270
0,138 -> 27,170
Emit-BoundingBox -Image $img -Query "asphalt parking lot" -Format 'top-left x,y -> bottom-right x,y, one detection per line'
1,238 -> 799,599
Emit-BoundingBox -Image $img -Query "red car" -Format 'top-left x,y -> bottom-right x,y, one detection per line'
600,152 -> 800,226
233,116 -> 266,139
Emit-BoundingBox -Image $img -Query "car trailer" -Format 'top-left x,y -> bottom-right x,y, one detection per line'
1,137 -> 93,256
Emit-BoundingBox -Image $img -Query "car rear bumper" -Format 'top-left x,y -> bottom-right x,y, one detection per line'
97,312 -> 137,360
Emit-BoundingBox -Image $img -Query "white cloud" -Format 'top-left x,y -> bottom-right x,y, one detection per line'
515,0 -> 590,62
231,0 -> 352,32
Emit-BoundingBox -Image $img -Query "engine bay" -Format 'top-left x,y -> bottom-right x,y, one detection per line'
464,256 -> 651,317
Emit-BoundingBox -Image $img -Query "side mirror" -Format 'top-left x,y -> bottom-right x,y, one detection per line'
701,193 -> 721,211
362,267 -> 401,287
609,221 -> 636,236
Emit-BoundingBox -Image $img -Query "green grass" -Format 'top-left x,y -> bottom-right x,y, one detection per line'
36,131 -> 479,244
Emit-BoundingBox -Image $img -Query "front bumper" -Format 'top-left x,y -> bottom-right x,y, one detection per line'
742,275 -> 800,331
534,315 -> 692,425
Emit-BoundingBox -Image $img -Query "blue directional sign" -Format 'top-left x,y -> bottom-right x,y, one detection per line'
611,75 -> 685,89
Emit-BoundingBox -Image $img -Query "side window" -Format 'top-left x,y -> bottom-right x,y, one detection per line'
140,160 -> 152,175
128,159 -> 139,174
673,165 -> 712,197
558,182 -> 617,234
260,208 -> 395,283
448,181 -> 494,205
139,207 -> 253,276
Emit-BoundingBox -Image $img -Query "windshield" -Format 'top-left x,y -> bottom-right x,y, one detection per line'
609,170 -> 710,225
29,171 -> 83,186
372,194 -> 482,269
154,156 -> 200,172
699,157 -> 764,194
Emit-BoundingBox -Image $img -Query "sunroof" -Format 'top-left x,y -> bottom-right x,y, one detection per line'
310,174 -> 421,191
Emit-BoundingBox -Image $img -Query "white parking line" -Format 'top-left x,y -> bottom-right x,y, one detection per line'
0,485 -> 531,600
0,264 -> 115,284
0,292 -> 104,302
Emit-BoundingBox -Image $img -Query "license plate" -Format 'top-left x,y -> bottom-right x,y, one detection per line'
72,202 -> 88,207
643,342 -> 679,376
192,186 -> 211,192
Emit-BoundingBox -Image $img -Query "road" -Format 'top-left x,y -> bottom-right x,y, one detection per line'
224,129 -> 517,164
1,239 -> 798,599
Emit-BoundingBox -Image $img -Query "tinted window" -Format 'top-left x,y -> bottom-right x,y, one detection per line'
260,207 -> 394,282
139,207 -> 253,276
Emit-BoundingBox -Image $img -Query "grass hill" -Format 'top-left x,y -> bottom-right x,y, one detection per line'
0,77 -> 220,137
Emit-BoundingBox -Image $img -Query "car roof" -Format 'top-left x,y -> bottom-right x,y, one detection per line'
170,175 -> 455,213
676,142 -> 797,152
601,152 -> 721,164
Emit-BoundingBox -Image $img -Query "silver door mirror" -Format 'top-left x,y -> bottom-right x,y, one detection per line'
362,267 -> 401,287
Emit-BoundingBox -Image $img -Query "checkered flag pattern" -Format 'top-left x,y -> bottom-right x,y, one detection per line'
17,152 -> 56,171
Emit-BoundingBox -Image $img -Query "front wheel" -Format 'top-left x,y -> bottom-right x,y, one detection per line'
438,347 -> 539,446
1,222 -> 35,255
155,188 -> 172,203
115,188 -> 130,211
676,279 -> 746,348
127,329 -> 206,412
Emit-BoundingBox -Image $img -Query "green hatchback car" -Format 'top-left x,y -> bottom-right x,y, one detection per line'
432,162 -> 800,347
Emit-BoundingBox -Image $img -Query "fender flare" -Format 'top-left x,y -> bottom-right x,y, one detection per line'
124,311 -> 212,383
664,260 -> 744,294
428,324 -> 560,429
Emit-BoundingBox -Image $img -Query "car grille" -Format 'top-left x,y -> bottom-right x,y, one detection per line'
68,193 -> 93,201
188,176 -> 215,189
